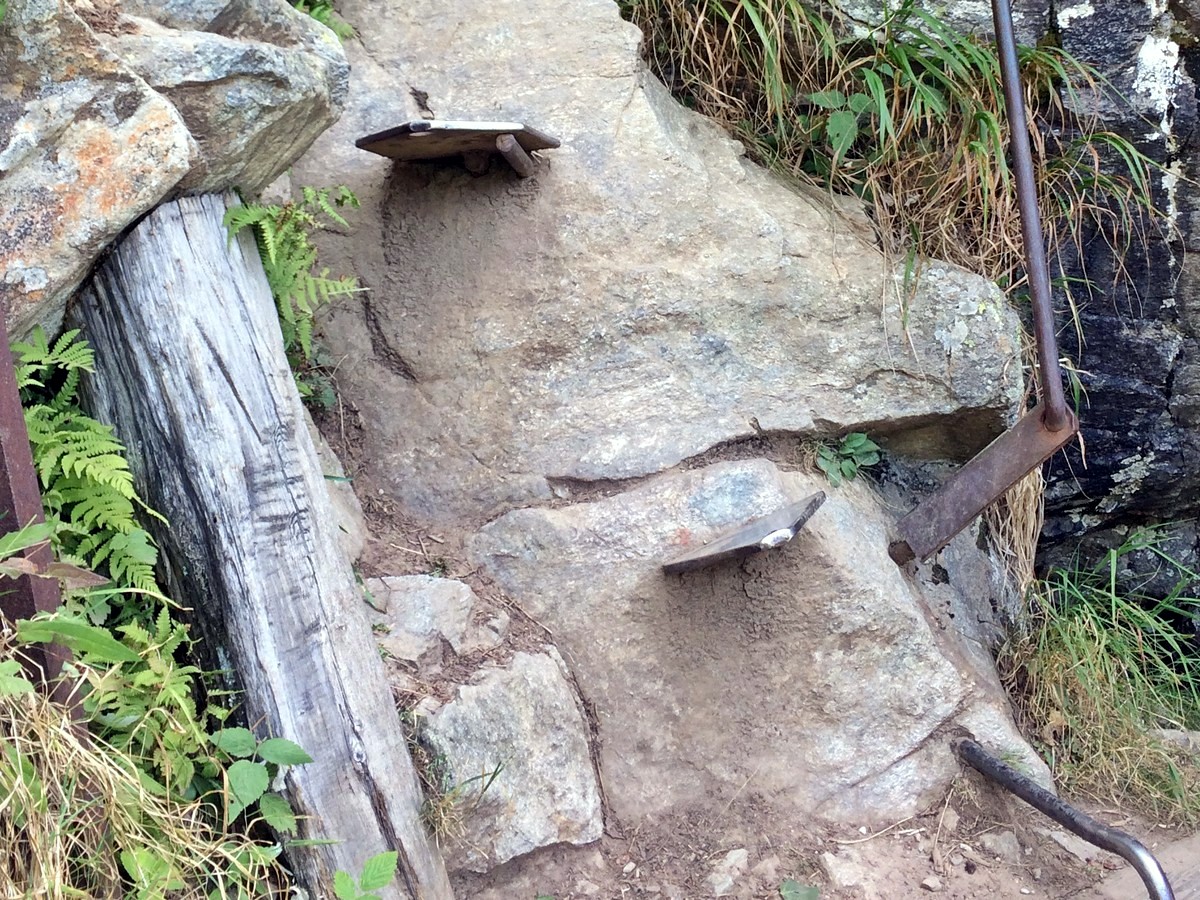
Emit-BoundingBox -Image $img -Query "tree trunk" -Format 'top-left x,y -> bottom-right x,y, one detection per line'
74,193 -> 453,899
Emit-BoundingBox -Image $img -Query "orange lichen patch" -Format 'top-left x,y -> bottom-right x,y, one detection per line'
0,95 -> 190,329
54,103 -> 187,224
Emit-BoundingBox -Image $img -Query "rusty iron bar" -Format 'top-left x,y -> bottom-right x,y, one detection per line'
888,0 -> 1083,564
888,403 -> 1077,563
992,0 -> 1070,432
0,303 -> 67,689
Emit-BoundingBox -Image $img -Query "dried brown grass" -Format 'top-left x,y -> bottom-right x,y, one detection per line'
0,677 -> 283,899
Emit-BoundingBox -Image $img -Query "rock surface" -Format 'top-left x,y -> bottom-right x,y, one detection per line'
1036,0 -> 1200,552
0,0 -> 348,337
366,574 -> 508,661
469,459 -> 1048,827
0,0 -> 194,336
292,0 -> 1023,524
839,0 -> 1048,44
422,649 -> 603,872
99,0 -> 349,193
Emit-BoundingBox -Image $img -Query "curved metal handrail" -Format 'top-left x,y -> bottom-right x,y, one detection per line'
953,738 -> 1174,900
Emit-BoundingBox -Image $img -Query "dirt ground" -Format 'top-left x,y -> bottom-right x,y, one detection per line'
316,405 -> 1187,900
444,778 -> 1178,899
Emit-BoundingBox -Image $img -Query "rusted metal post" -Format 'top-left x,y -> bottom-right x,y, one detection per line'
992,0 -> 1070,432
496,133 -> 537,177
0,304 -> 66,686
887,0 -> 1082,564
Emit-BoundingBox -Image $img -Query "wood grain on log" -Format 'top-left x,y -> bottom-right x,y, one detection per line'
75,194 -> 453,900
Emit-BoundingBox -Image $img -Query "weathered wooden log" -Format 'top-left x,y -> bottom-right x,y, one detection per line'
74,194 -> 453,899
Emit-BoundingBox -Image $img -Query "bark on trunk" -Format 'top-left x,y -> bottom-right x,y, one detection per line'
74,193 -> 453,900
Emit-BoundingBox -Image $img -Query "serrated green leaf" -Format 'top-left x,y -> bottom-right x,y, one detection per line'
358,850 -> 399,891
228,760 -> 269,808
333,870 -> 357,900
826,110 -> 859,162
211,728 -> 258,759
0,659 -> 33,696
847,92 -> 873,115
808,89 -> 845,109
17,617 -> 140,663
256,737 -> 314,766
258,792 -> 298,835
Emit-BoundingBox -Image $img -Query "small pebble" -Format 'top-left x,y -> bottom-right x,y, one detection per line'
1020,889 -> 1034,895
920,875 -> 943,892
623,862 -> 636,875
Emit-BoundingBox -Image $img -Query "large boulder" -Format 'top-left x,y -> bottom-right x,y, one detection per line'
0,0 -> 348,337
468,460 -> 1048,826
287,0 -> 1045,860
99,0 -> 349,193
291,0 -> 1023,524
0,0 -> 194,336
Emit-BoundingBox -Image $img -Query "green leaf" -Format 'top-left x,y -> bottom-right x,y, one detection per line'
256,737 -> 314,766
826,110 -> 858,162
333,870 -> 358,900
854,450 -> 881,466
211,727 -> 258,759
0,660 -> 33,696
17,617 -> 140,663
840,432 -> 868,451
258,791 -> 298,835
227,759 -> 270,808
358,850 -> 399,891
120,848 -> 183,890
840,459 -> 858,480
780,879 -> 819,900
808,89 -> 845,109
0,521 -> 54,561
847,92 -> 873,115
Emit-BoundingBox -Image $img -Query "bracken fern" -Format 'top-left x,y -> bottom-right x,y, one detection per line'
13,328 -> 161,599
225,186 -> 361,407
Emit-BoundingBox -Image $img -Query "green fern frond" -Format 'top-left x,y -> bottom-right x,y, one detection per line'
60,482 -> 138,535
35,416 -> 136,499
17,330 -> 165,600
225,185 -> 362,406
12,327 -> 95,397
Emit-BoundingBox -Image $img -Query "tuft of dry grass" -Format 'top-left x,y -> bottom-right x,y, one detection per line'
985,466 -> 1044,599
622,0 -> 1163,319
0,674 -> 284,899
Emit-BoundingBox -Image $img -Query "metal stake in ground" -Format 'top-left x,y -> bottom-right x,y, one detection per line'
953,738 -> 1175,900
887,0 -> 1080,565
